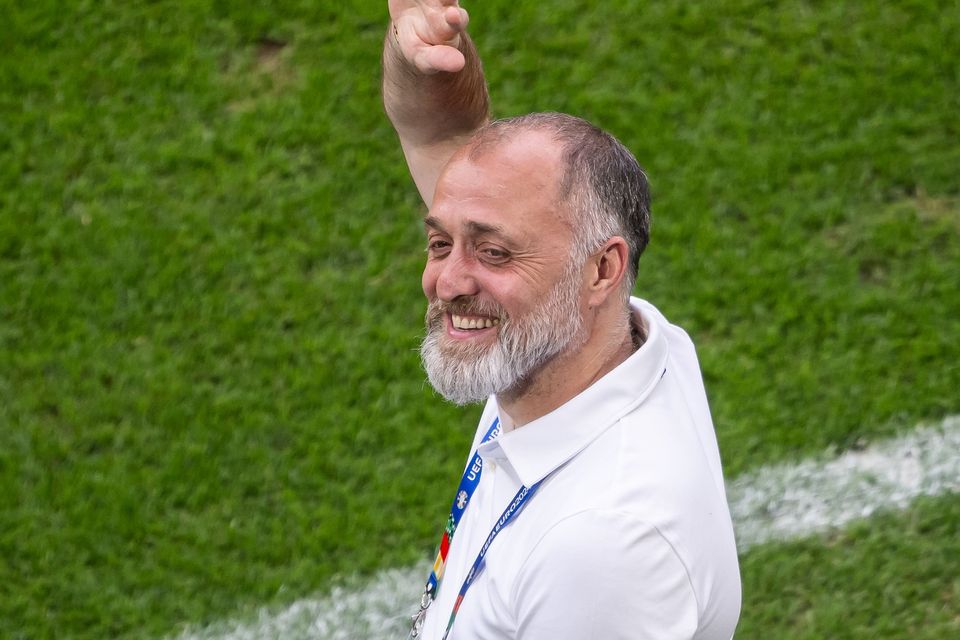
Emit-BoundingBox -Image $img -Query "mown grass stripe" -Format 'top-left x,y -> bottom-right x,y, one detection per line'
172,415 -> 960,640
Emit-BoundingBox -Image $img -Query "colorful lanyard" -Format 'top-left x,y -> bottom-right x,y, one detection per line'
409,416 -> 547,639
410,417 -> 501,638
440,477 -> 544,639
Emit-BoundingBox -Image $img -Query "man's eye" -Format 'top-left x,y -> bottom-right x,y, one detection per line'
427,240 -> 451,255
481,247 -> 510,263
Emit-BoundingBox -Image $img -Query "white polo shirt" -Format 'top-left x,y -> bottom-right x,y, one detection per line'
417,297 -> 741,640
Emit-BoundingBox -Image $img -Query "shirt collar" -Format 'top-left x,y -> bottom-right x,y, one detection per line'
479,299 -> 669,487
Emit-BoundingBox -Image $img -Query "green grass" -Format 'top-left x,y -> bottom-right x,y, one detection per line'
739,494 -> 960,638
1,0 -> 958,638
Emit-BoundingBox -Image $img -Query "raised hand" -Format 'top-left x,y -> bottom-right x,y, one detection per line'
383,0 -> 488,204
388,0 -> 471,74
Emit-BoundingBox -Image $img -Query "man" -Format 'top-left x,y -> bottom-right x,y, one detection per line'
383,2 -> 741,638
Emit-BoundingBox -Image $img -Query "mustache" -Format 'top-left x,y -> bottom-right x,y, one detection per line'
426,297 -> 507,326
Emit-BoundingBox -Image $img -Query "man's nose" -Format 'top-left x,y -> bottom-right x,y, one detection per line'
435,251 -> 480,301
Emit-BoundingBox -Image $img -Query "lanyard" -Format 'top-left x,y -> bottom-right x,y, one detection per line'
410,417 -> 502,638
410,416 -> 549,639
440,477 -> 544,640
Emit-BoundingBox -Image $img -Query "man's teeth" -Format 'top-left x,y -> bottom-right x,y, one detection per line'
452,314 -> 500,330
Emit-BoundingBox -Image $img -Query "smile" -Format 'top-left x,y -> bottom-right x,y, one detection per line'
450,314 -> 501,330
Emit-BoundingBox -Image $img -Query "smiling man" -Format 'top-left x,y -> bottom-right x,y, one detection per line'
421,126 -> 627,415
383,2 -> 741,639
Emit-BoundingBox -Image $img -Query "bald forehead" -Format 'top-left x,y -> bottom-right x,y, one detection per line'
441,130 -> 566,203
465,127 -> 559,161
429,130 -> 576,250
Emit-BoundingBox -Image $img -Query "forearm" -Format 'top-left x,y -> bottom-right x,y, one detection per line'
381,10 -> 490,205
382,25 -> 489,148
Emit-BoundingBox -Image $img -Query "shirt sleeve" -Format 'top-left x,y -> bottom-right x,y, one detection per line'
512,509 -> 700,640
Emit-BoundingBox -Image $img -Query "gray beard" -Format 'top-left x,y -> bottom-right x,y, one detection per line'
419,263 -> 585,405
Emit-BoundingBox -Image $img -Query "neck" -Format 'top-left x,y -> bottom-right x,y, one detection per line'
497,303 -> 636,427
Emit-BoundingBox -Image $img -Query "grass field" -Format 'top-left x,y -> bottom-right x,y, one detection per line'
2,0 -> 958,638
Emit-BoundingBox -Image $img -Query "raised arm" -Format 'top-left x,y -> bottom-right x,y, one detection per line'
382,0 -> 490,206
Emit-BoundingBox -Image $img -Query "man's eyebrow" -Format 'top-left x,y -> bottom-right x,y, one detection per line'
423,215 -> 447,233
423,215 -> 508,238
465,220 -> 507,236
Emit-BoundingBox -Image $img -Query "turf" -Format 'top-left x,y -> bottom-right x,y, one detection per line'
739,494 -> 960,639
1,0 -> 958,638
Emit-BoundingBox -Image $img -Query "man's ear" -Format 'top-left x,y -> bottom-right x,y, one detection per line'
587,236 -> 629,307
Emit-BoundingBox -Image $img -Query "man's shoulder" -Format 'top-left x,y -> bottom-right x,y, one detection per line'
506,507 -> 702,637
522,507 -> 686,568
507,503 -> 739,639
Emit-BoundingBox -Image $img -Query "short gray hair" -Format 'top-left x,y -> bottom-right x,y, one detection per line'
466,112 -> 651,296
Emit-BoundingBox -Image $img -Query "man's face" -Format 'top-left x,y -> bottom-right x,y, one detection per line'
419,134 -> 587,404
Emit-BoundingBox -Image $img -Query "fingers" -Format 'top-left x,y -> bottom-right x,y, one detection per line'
394,20 -> 465,73
420,3 -> 467,44
390,0 -> 467,32
391,0 -> 470,74
443,5 -> 469,31
413,43 -> 466,74
389,1 -> 470,73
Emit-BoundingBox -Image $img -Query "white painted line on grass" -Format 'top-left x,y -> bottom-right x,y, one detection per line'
171,414 -> 960,640
727,414 -> 960,551
171,564 -> 429,640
